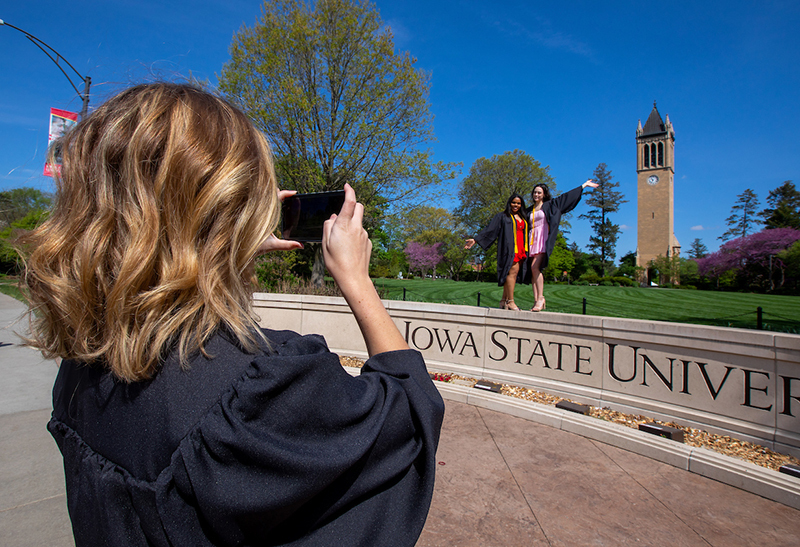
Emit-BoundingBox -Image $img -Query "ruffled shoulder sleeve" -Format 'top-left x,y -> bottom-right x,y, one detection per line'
161,333 -> 444,547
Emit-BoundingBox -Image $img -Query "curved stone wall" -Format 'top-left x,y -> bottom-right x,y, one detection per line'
253,293 -> 800,458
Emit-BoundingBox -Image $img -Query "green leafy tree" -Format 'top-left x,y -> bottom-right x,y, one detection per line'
679,257 -> 701,288
0,188 -> 52,226
391,206 -> 469,280
0,208 -> 51,274
454,150 -> 557,282
542,233 -> 575,281
649,254 -> 680,286
394,206 -> 454,241
568,242 -> 592,280
455,150 -> 556,237
778,240 -> 800,293
719,188 -> 761,242
614,250 -> 642,279
688,238 -> 709,259
579,163 -> 627,276
219,0 -> 457,283
760,181 -> 800,230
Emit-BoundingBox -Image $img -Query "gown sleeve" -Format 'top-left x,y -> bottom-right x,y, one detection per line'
548,185 -> 584,216
160,332 -> 444,547
473,212 -> 505,250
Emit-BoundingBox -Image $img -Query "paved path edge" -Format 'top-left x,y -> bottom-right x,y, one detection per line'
430,381 -> 800,511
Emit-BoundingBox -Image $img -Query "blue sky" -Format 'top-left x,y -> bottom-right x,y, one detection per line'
2,0 -> 799,259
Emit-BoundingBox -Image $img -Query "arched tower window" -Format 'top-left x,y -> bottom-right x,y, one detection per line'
650,143 -> 657,167
643,144 -> 650,168
658,142 -> 664,166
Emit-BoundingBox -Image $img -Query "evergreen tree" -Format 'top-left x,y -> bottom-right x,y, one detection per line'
719,189 -> 761,242
579,163 -> 627,276
688,238 -> 709,259
615,250 -> 640,278
760,180 -> 800,229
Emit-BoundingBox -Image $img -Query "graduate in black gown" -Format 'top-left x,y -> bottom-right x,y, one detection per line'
23,83 -> 444,547
525,179 -> 598,311
464,193 -> 530,310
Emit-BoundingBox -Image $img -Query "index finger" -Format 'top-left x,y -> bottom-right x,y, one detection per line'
336,183 -> 357,221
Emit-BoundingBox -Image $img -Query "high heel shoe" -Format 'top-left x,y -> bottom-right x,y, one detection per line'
505,299 -> 520,311
499,299 -> 508,310
531,298 -> 546,312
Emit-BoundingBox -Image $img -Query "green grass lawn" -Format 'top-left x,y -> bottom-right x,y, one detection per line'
373,278 -> 800,333
0,276 -> 25,302
3,273 -> 797,333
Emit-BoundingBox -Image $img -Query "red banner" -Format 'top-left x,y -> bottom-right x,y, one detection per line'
44,108 -> 78,177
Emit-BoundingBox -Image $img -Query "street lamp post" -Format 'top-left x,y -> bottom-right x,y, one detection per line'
0,18 -> 91,119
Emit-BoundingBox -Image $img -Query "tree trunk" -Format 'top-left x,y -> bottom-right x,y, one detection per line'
310,244 -> 326,287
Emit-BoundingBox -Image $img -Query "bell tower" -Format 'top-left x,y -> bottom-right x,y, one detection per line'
636,102 -> 680,283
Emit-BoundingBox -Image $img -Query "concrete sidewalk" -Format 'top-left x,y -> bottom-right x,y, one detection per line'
0,294 -> 72,546
0,293 -> 798,546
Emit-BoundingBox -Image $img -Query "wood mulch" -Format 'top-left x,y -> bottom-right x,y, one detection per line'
338,355 -> 800,473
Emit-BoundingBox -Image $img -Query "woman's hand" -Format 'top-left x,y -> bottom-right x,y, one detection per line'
582,179 -> 599,189
321,184 -> 372,292
322,183 -> 409,356
464,238 -> 476,250
257,190 -> 304,254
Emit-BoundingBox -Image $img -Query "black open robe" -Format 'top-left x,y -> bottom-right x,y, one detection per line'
473,211 -> 530,287
48,328 -> 444,547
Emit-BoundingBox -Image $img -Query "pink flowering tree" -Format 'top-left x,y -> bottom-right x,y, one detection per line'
695,228 -> 800,291
404,241 -> 443,278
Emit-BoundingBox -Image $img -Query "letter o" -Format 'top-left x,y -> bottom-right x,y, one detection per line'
412,327 -> 434,350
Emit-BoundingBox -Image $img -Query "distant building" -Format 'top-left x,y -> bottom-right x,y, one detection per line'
635,102 -> 681,284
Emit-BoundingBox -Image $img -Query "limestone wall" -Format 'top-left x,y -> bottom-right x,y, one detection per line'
253,293 -> 800,458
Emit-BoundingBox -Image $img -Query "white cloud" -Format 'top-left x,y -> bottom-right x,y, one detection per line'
620,224 -> 631,230
492,16 -> 595,60
690,225 -> 705,231
384,20 -> 411,48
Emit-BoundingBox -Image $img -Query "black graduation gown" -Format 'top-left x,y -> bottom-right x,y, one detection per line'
48,328 -> 444,547
474,212 -> 529,287
525,185 -> 585,275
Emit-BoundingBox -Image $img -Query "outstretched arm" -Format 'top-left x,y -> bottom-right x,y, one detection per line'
322,184 -> 409,357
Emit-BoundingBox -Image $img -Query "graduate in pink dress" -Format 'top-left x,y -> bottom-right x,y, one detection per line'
527,179 -> 598,311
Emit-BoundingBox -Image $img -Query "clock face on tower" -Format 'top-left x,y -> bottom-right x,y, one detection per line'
647,175 -> 659,185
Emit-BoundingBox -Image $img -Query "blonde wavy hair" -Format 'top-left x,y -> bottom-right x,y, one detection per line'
22,83 -> 280,382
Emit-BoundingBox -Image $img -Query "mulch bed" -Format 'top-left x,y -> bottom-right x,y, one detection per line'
338,355 -> 800,473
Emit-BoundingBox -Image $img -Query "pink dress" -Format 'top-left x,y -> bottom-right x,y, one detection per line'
529,209 -> 548,256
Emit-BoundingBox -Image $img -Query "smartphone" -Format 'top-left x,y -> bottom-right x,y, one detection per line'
281,190 -> 346,242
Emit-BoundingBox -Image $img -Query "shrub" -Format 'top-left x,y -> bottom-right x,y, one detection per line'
268,278 -> 342,297
611,276 -> 638,287
460,270 -> 494,282
255,254 -> 300,291
0,209 -> 51,274
370,264 -> 391,279
579,272 -> 601,284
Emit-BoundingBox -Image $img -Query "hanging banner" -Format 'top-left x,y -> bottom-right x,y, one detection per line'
43,108 -> 78,177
